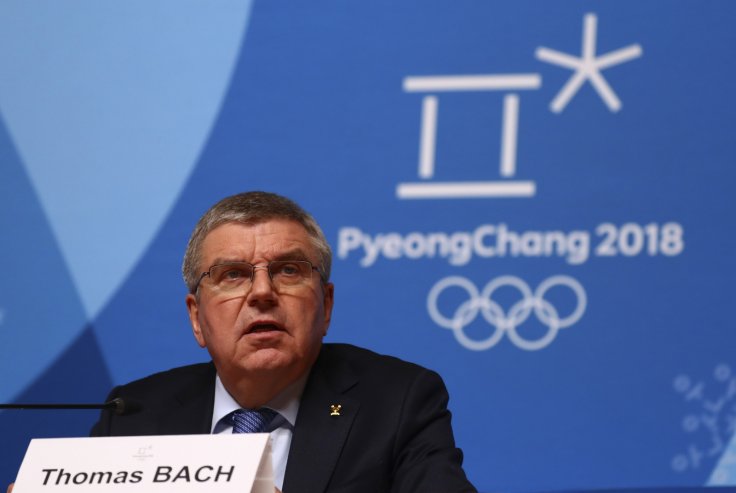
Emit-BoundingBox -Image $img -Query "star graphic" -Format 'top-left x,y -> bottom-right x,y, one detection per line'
536,13 -> 643,113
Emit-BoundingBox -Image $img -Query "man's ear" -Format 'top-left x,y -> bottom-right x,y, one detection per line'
186,293 -> 207,348
321,283 -> 335,336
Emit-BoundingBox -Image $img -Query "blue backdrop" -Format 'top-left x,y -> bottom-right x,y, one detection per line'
2,1 -> 735,492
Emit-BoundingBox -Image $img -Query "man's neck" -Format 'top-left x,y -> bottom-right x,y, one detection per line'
219,368 -> 308,409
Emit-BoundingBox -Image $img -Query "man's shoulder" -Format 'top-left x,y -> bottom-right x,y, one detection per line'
318,343 -> 439,382
92,362 -> 216,436
320,342 -> 416,364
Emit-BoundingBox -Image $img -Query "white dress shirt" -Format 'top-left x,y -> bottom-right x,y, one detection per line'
210,374 -> 307,491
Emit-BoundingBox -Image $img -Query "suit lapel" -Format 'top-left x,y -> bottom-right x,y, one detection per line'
282,347 -> 359,493
159,363 -> 216,435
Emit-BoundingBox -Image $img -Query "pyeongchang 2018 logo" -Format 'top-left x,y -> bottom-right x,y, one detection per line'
428,275 -> 586,351
397,13 -> 635,350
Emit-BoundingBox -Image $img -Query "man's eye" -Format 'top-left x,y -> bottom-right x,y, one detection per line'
275,262 -> 301,277
220,268 -> 248,281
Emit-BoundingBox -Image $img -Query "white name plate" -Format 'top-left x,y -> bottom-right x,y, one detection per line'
13,434 -> 273,493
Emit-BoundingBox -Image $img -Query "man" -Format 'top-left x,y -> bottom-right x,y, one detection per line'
90,191 -> 476,493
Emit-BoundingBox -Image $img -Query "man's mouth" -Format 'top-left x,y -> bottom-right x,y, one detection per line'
246,322 -> 284,334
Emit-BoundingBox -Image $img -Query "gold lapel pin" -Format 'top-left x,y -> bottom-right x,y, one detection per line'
330,404 -> 342,416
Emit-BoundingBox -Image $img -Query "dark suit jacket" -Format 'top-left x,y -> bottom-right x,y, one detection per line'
91,343 -> 476,493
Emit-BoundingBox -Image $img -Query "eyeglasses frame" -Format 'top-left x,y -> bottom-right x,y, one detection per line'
192,259 -> 327,294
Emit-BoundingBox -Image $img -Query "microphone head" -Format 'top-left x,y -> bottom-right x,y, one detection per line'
108,398 -> 142,416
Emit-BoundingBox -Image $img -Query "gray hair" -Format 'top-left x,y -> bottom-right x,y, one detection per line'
182,191 -> 332,293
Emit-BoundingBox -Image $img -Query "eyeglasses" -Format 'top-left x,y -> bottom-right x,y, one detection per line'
194,260 -> 323,294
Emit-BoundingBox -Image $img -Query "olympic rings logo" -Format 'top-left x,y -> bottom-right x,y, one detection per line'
427,275 -> 586,351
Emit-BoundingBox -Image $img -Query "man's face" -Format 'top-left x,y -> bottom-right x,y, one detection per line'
186,219 -> 334,391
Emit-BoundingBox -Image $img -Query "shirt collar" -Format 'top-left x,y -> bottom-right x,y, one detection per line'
211,372 -> 307,433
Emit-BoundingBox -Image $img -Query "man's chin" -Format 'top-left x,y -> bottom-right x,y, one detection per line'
241,348 -> 293,372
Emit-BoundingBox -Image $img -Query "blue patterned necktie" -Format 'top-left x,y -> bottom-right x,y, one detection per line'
231,408 -> 277,434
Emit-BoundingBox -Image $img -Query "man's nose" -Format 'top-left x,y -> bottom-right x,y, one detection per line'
247,266 -> 277,305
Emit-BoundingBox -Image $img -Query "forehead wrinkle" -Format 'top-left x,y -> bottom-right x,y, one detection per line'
199,221 -> 318,271
270,248 -> 312,262
208,248 -> 314,268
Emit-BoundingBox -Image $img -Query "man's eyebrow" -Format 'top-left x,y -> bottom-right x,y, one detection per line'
209,257 -> 248,266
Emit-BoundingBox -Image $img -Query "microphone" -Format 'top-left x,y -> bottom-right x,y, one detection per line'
0,398 -> 140,415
